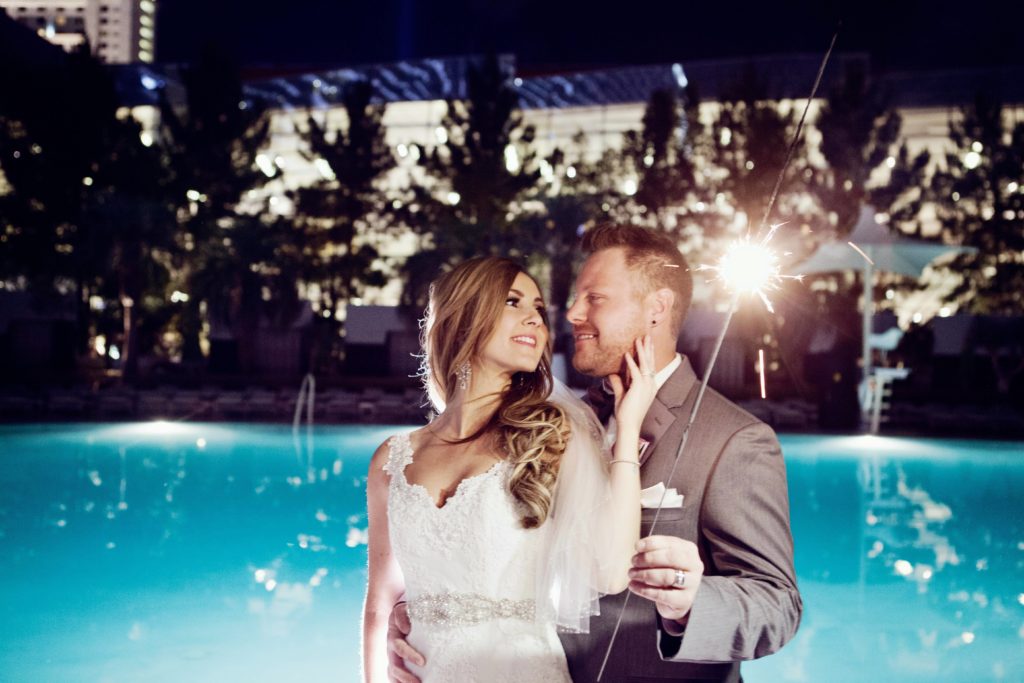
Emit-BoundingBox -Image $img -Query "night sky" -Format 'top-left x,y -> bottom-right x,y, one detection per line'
157,0 -> 1024,72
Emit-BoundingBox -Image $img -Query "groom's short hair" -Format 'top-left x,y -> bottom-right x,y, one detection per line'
581,224 -> 693,333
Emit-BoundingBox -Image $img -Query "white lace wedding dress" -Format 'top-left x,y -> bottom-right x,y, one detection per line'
384,432 -> 573,683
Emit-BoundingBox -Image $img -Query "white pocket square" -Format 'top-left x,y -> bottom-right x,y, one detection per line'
640,482 -> 684,509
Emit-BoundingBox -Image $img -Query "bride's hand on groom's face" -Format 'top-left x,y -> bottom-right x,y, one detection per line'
609,335 -> 657,432
627,535 -> 705,622
387,602 -> 425,683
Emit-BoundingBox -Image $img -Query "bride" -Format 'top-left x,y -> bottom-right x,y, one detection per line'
362,256 -> 655,682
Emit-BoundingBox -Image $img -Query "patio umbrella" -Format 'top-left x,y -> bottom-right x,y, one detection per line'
791,205 -> 975,380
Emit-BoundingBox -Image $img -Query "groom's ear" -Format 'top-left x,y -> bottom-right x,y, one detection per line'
647,288 -> 675,328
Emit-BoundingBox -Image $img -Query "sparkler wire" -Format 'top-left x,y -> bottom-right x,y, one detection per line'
596,294 -> 739,680
595,27 -> 841,681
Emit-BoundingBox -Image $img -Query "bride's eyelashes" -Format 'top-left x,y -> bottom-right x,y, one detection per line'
505,296 -> 550,326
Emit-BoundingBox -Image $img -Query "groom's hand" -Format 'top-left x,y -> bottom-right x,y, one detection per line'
387,601 -> 424,683
627,535 -> 704,622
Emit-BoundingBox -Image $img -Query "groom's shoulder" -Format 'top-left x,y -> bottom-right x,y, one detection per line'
699,385 -> 774,438
660,358 -> 766,434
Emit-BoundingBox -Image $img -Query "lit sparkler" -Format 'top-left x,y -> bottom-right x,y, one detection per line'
595,26 -> 839,681
696,224 -> 804,313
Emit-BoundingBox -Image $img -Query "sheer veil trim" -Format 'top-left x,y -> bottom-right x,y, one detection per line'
534,378 -> 612,634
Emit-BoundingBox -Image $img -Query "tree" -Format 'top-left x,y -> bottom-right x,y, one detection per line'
705,71 -> 819,245
602,87 -> 708,241
811,61 -> 932,248
929,92 -> 1024,314
522,86 -> 709,322
0,46 -> 115,310
158,46 -> 296,370
777,64 -> 933,404
401,55 -> 541,308
187,212 -> 303,373
809,62 -> 932,352
293,80 -> 398,370
0,44 -> 176,379
80,114 -> 178,379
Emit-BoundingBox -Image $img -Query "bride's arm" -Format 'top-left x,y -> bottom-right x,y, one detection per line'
362,440 -> 405,683
596,335 -> 656,593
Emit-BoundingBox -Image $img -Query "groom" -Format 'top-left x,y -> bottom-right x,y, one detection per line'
559,224 -> 801,681
388,224 -> 801,681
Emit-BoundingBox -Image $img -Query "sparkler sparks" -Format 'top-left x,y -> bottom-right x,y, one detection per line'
696,224 -> 803,313
847,240 -> 875,265
758,348 -> 767,399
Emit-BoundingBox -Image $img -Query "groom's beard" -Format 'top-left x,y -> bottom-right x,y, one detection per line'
571,323 -> 645,378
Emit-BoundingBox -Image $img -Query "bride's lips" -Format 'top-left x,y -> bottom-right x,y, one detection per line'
511,335 -> 537,347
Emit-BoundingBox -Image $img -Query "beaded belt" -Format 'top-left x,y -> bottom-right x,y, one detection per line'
408,592 -> 535,626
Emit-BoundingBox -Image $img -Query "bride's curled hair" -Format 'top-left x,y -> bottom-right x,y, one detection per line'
420,257 -> 569,529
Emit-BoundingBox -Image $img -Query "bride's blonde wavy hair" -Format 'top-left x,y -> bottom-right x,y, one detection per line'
419,256 -> 569,529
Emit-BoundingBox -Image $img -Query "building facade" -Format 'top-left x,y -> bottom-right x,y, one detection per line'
95,54 -> 1024,321
0,0 -> 155,63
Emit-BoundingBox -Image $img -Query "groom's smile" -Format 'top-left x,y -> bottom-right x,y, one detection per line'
567,247 -> 648,378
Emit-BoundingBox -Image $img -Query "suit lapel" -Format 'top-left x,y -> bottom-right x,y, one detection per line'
639,357 -> 698,470
581,355 -> 699,468
639,400 -> 674,466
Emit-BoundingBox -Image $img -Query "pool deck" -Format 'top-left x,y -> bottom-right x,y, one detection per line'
2,385 -> 1023,437
0,385 -> 429,425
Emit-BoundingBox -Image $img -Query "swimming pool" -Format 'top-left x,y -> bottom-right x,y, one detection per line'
0,424 -> 1021,682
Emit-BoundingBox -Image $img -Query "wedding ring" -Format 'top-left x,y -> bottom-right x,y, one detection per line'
643,372 -> 655,378
672,569 -> 687,589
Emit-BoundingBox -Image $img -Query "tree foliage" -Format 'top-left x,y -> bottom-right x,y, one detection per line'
813,62 -> 931,245
929,93 -> 1024,314
401,55 -> 540,308
293,80 -> 397,368
602,88 -> 704,236
6,43 -> 1008,388
0,46 -> 175,378
158,46 -> 298,369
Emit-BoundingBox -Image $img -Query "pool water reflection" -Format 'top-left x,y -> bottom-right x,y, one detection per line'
0,425 -> 1021,682
746,435 -> 1023,682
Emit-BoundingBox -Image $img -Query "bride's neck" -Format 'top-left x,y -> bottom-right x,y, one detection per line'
437,369 -> 509,439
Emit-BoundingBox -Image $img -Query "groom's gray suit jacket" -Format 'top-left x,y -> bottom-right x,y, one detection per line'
559,356 -> 801,682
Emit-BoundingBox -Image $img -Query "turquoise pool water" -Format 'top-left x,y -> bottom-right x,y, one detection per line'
0,424 -> 1021,682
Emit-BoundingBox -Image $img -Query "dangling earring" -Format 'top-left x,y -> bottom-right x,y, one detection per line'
456,362 -> 472,391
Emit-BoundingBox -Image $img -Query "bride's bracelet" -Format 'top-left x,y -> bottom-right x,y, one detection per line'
609,459 -> 640,468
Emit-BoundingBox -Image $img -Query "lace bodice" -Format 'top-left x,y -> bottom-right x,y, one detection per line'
381,431 -> 581,681
384,432 -> 546,603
